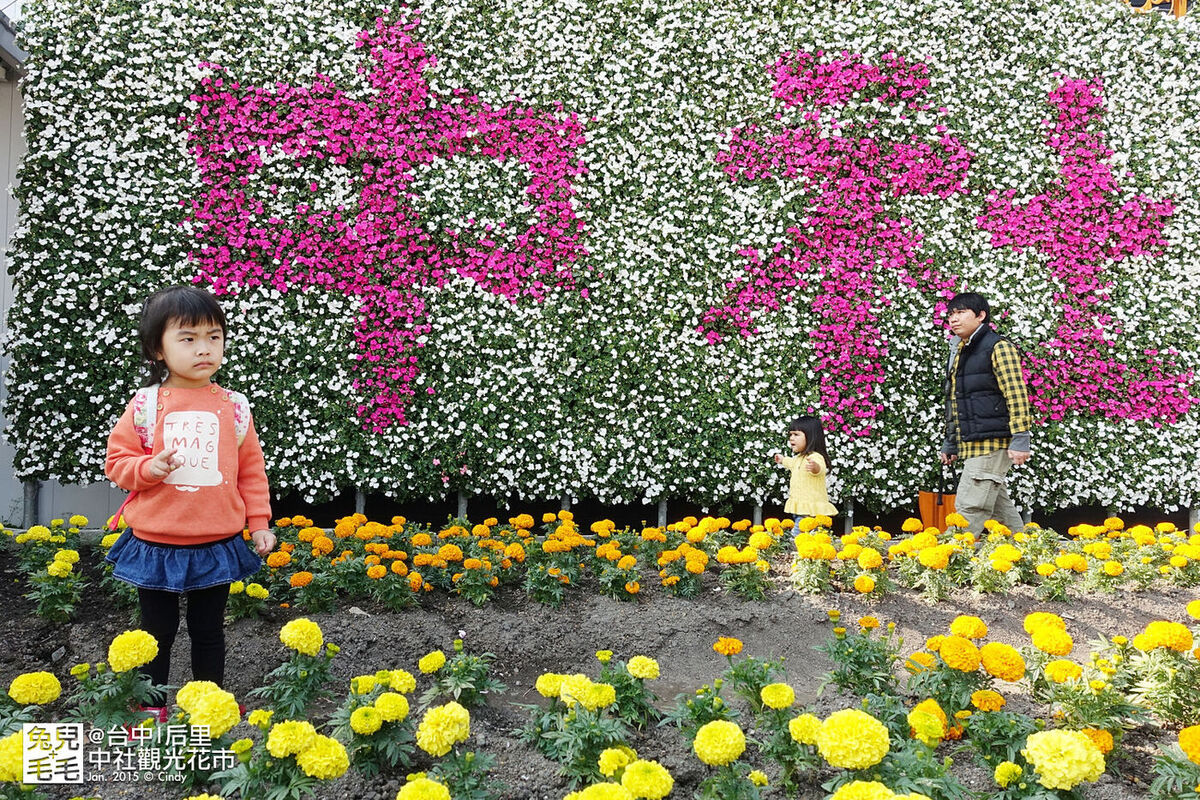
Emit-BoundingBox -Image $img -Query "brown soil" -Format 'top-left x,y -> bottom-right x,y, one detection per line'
1,542 -> 1193,800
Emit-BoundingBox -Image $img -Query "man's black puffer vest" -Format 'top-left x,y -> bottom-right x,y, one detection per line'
951,325 -> 1011,442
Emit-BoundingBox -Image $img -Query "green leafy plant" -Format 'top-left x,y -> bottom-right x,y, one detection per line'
418,639 -> 507,709
596,651 -> 661,730
249,621 -> 338,717
816,618 -> 901,698
660,679 -> 738,743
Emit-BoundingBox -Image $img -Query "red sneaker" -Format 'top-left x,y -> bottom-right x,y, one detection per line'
135,705 -> 170,724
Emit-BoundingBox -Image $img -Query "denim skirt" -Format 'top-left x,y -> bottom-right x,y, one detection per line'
105,530 -> 263,593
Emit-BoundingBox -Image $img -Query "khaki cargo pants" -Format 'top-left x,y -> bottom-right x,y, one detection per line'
956,449 -> 1025,534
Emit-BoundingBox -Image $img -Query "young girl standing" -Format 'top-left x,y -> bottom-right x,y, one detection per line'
772,415 -> 838,519
105,286 -> 274,704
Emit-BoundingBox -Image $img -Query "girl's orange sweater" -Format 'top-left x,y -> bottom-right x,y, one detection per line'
105,384 -> 272,544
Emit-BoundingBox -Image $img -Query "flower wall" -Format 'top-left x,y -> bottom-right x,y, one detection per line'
6,0 -> 1200,512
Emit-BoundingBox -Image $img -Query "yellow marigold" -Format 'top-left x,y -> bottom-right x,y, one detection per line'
1187,599 -> 1200,620
598,745 -> 636,776
912,698 -> 948,729
614,758 -> 672,800
375,692 -> 410,723
916,545 -> 949,569
1179,725 -> 1200,765
789,713 -> 821,745
266,719 -> 319,757
627,656 -> 660,680
859,616 -> 880,630
247,708 -> 274,731
386,669 -> 417,693
1036,563 -> 1056,577
925,635 -> 944,652
1022,729 -> 1105,790
748,531 -> 774,550
1024,611 -> 1066,634
0,732 -> 20,782
760,683 -> 795,710
993,761 -> 1023,788
396,776 -> 452,800
856,548 -> 884,570
419,650 -> 447,673
905,652 -> 936,674
971,690 -> 1006,712
948,615 -> 988,640
693,720 -> 746,766
829,781 -> 895,800
279,618 -> 324,656
816,709 -> 890,769
852,574 -> 876,594
1143,620 -> 1194,652
747,769 -> 769,787
908,706 -> 946,748
1031,627 -> 1074,657
187,687 -> 241,738
295,734 -> 349,780
350,706 -> 384,736
980,642 -> 1026,682
1045,659 -> 1083,683
939,636 -> 981,672
1102,560 -> 1124,577
536,672 -> 566,698
713,637 -> 743,657
107,629 -> 159,672
7,671 -> 61,706
416,701 -> 471,757
176,680 -> 223,713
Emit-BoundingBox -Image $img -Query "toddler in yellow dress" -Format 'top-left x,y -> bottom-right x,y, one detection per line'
772,415 -> 838,520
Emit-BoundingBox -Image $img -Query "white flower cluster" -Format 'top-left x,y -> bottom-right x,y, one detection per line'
4,0 -> 1197,512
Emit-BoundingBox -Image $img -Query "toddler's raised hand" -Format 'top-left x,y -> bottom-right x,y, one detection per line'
805,456 -> 820,474
772,453 -> 783,464
148,448 -> 181,480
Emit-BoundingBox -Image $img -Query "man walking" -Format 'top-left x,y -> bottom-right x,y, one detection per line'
940,292 -> 1031,533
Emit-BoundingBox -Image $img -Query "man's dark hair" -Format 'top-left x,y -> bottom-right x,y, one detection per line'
946,292 -> 990,323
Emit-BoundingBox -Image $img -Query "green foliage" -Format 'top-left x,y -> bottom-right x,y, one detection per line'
660,679 -> 738,743
63,662 -> 164,729
430,749 -> 502,800
1127,647 -> 1200,725
249,647 -> 337,717
962,710 -> 1042,769
1150,746 -> 1200,800
816,623 -> 902,698
721,653 -> 786,714
419,640 -> 507,709
597,656 -> 661,730
521,702 -> 630,787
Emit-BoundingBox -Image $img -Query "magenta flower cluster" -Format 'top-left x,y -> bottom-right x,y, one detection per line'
185,13 -> 590,430
701,51 -> 969,436
977,78 -> 1195,425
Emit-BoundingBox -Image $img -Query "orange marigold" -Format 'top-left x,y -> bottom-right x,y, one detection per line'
266,552 -> 292,569
366,565 -> 387,580
714,637 -> 743,657
290,571 -> 314,588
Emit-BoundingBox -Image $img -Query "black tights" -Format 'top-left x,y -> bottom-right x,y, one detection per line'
138,584 -> 230,701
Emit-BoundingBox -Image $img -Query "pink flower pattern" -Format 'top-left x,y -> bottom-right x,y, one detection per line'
701,51 -> 969,436
977,78 -> 1194,424
185,12 -> 590,430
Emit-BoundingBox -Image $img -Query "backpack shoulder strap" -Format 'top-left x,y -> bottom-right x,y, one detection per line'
228,390 -> 252,446
131,386 -> 159,453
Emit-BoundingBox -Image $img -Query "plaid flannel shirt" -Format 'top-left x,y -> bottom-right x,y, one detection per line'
945,334 -> 1032,459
